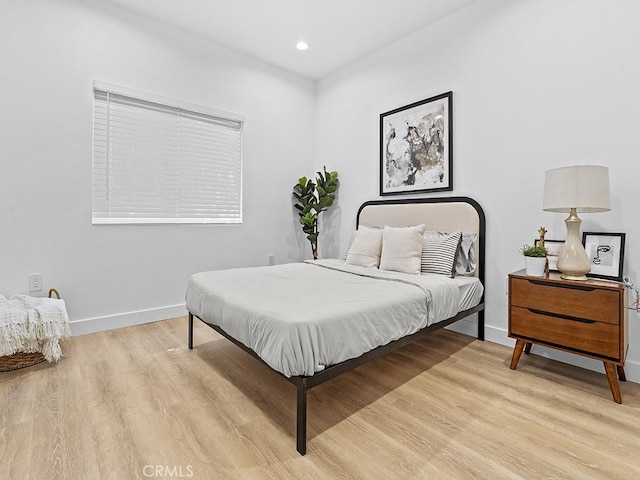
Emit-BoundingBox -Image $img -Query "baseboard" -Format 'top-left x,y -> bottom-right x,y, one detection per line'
478,323 -> 640,385
69,303 -> 187,336
446,316 -> 479,337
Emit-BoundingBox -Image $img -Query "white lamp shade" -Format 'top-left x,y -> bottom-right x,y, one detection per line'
543,165 -> 611,213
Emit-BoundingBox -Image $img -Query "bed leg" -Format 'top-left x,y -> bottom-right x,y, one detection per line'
296,378 -> 308,455
188,313 -> 194,350
477,309 -> 485,341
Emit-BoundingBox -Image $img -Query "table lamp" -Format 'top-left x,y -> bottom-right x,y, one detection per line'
542,165 -> 610,280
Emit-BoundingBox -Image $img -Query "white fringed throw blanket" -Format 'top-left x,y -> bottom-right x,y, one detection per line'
0,294 -> 71,362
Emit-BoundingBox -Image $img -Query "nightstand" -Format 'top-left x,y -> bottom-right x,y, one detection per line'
508,270 -> 628,403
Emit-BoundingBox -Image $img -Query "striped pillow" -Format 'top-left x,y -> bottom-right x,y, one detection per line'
421,231 -> 462,277
424,231 -> 477,275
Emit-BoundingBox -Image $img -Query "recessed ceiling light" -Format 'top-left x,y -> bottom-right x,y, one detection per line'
296,41 -> 309,51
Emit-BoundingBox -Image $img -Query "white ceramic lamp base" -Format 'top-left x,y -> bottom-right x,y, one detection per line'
557,208 -> 591,281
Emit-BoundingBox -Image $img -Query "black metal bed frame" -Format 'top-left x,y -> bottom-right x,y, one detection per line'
188,197 -> 485,455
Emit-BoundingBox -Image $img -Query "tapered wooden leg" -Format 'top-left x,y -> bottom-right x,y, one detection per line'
604,362 -> 622,404
510,339 -> 527,370
524,342 -> 532,355
188,313 -> 194,350
617,365 -> 626,382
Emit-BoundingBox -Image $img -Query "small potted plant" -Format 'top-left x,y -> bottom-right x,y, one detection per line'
521,244 -> 548,277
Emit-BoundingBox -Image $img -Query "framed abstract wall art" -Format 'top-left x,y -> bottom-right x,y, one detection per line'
380,91 -> 453,196
582,232 -> 626,281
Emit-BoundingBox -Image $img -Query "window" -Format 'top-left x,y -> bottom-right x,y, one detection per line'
92,82 -> 243,224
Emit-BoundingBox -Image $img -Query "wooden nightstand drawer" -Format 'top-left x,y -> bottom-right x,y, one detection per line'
510,306 -> 620,360
510,277 -> 619,324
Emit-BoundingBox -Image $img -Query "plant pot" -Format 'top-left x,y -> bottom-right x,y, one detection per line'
524,256 -> 546,277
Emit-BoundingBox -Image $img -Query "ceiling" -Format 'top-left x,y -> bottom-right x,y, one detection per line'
102,0 -> 478,80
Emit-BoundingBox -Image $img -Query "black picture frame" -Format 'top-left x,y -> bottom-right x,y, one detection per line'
534,239 -> 564,272
582,232 -> 626,281
380,91 -> 453,196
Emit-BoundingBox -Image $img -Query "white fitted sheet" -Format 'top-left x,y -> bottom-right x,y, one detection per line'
453,275 -> 484,312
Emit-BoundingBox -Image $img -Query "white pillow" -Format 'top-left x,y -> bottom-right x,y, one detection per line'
379,225 -> 426,274
345,226 -> 383,267
342,225 -> 381,261
421,231 -> 462,277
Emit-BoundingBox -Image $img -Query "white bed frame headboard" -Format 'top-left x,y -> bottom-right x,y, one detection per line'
356,197 -> 485,281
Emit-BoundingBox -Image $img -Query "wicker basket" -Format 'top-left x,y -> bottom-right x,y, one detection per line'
0,351 -> 45,372
0,288 -> 61,373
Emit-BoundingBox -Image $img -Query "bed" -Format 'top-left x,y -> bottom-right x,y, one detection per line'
186,196 -> 485,455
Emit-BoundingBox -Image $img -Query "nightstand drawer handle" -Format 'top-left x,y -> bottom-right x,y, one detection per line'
528,308 -> 597,324
527,279 -> 596,292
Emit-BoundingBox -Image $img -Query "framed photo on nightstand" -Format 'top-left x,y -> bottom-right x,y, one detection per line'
582,232 -> 626,281
534,239 -> 563,272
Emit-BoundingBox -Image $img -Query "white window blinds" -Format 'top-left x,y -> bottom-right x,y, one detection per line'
92,83 -> 243,224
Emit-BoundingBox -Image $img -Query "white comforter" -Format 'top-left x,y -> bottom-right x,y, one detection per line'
186,259 -> 463,377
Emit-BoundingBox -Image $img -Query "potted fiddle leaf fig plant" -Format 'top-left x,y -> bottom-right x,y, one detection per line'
292,166 -> 339,259
521,244 -> 548,277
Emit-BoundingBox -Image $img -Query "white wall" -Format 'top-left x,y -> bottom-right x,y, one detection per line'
0,0 -> 315,333
3,0 -> 639,383
315,0 -> 640,381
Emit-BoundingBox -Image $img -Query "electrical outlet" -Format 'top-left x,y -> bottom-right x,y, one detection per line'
268,254 -> 275,266
28,273 -> 43,292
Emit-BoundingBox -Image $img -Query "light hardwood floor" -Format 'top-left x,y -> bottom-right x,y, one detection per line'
1,316 -> 639,479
